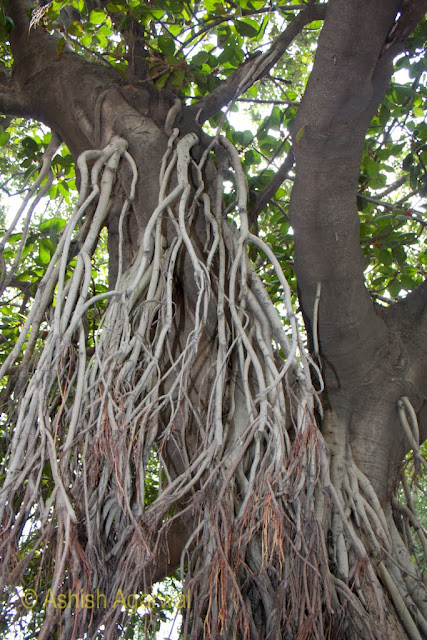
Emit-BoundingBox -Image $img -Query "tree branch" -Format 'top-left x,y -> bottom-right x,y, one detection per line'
377,175 -> 407,198
358,193 -> 426,225
386,279 -> 427,338
287,0 -> 426,496
226,1 -> 315,15
0,62 -> 29,117
249,148 -> 294,224
189,4 -> 326,124
384,279 -> 427,444
236,98 -> 294,105
381,0 -> 427,55
289,0 -> 403,376
6,0 -> 34,34
4,0 -> 123,156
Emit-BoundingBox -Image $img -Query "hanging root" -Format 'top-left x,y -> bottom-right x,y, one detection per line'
0,126 -> 426,640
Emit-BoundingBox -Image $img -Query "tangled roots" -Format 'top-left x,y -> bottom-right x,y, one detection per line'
0,130 -> 426,640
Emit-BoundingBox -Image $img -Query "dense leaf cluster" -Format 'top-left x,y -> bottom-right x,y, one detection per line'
0,1 -> 425,320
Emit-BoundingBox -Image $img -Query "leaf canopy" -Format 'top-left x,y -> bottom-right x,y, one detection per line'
0,2 -> 426,638
0,0 -> 425,317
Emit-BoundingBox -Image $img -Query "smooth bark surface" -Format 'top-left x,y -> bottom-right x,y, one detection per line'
289,0 -> 426,500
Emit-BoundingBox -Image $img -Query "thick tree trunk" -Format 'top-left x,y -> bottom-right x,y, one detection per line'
290,0 -> 408,500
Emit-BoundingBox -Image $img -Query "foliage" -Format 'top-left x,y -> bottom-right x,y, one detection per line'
0,2 -> 426,639
2,1 -> 425,308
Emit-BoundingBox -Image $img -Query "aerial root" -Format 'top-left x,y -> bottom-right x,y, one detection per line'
0,129 -> 425,639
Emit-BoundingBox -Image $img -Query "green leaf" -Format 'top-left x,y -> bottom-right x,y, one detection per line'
38,241 -> 51,265
378,249 -> 392,266
365,157 -> 378,178
402,153 -> 413,171
158,36 -> 175,56
48,184 -> 58,199
399,274 -> 416,290
387,281 -> 401,297
89,9 -> 106,24
99,24 -> 113,36
68,21 -> 84,36
57,37 -> 66,57
39,218 -> 67,233
270,106 -> 282,130
378,104 -> 390,127
155,72 -> 170,89
21,136 -> 39,155
7,233 -> 22,243
374,214 -> 394,223
204,0 -> 225,13
244,149 -> 260,165
0,130 -> 10,146
15,272 -> 32,282
235,20 -> 259,38
105,3 -> 126,12
172,68 -> 185,88
57,182 -> 69,198
81,34 -> 92,47
217,46 -> 235,66
191,51 -> 210,67
241,130 -> 253,146
246,84 -> 257,98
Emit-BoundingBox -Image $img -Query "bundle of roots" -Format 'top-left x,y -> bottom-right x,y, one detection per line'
0,126 -> 425,640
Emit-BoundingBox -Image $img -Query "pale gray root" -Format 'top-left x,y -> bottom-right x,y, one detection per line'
0,126 -> 425,640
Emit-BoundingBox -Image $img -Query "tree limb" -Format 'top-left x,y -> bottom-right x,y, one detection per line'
226,1 -> 315,15
189,4 -> 327,124
386,279 -> 427,338
4,0 -> 122,156
358,194 -> 426,224
384,279 -> 427,443
381,0 -> 427,55
287,0 -> 426,497
0,62 -> 29,117
377,176 -> 407,198
5,0 -> 34,34
249,148 -> 294,224
289,0 -> 402,375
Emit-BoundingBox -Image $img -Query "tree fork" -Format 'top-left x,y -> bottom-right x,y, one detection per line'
0,2 -> 426,639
